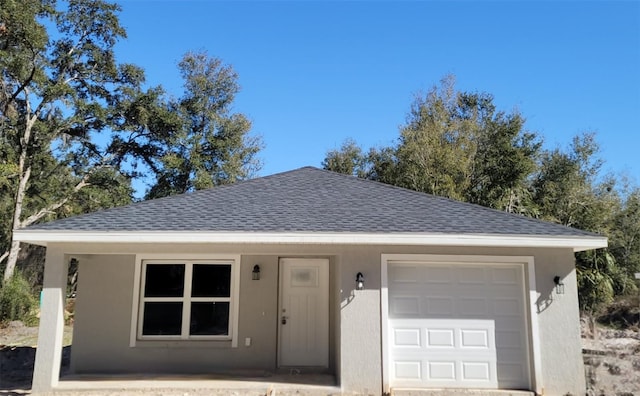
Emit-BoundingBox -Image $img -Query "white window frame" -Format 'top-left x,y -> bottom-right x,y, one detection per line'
130,254 -> 241,347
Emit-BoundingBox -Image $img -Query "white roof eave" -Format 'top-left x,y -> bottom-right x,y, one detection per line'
13,230 -> 608,252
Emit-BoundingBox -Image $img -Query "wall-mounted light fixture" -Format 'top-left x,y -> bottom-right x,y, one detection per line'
252,265 -> 261,280
553,276 -> 564,295
356,272 -> 364,290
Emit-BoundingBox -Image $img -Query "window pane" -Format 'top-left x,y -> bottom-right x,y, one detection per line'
142,302 -> 182,335
191,264 -> 231,297
190,302 -> 230,336
144,264 -> 185,297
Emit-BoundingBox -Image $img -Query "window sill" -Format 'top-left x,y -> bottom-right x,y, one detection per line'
132,339 -> 234,348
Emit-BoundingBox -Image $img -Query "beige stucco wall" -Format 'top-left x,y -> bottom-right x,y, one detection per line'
66,242 -> 584,395
529,248 -> 585,395
72,254 -> 286,373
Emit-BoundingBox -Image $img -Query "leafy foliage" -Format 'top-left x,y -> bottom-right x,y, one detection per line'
323,75 -> 639,314
0,0 -> 141,279
530,133 -> 633,313
0,1 -> 262,281
326,75 -> 541,211
322,139 -> 368,178
609,188 -> 640,277
145,51 -> 262,199
0,272 -> 37,324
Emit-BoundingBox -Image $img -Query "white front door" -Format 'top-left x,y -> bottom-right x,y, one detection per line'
278,258 -> 329,367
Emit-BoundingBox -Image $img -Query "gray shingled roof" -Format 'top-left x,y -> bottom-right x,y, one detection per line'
26,166 -> 597,237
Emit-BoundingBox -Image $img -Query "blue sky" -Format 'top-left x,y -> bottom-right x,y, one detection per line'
115,1 -> 640,185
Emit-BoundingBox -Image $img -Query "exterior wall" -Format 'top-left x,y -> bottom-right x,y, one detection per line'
67,242 -> 584,395
529,249 -> 585,395
73,254 -> 282,373
336,247 -> 384,393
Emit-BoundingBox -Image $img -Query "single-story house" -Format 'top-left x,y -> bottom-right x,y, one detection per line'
14,167 -> 606,395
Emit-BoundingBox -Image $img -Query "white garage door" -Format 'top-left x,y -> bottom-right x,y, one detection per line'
387,261 -> 531,390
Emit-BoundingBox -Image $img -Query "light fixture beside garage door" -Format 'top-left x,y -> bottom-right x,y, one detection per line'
553,275 -> 565,294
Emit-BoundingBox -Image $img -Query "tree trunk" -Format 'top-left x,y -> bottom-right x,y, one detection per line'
3,165 -> 30,281
4,103 -> 34,281
3,166 -> 91,281
3,240 -> 22,281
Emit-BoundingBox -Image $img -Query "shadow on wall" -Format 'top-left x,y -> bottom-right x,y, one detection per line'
536,272 -> 570,313
340,272 -> 366,310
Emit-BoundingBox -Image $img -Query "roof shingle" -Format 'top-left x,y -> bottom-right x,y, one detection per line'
26,167 -> 598,237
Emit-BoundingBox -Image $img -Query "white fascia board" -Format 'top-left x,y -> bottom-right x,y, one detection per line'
13,230 -> 607,251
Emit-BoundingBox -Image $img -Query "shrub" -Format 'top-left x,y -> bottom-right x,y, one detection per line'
598,295 -> 640,330
0,272 -> 38,325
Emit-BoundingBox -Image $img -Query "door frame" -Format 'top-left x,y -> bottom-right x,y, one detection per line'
277,257 -> 330,368
380,254 -> 543,394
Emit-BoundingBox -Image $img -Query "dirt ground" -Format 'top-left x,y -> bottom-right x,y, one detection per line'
581,321 -> 640,396
1,320 -> 639,395
0,321 -> 73,393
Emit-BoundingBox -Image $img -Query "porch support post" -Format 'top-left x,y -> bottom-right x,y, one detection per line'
32,245 -> 67,392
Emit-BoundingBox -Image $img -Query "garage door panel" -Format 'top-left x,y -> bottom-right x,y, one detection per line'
497,349 -> 527,361
391,296 -> 421,316
491,267 -> 520,284
461,328 -> 490,348
394,328 -> 422,347
494,318 -> 524,331
457,266 -> 486,284
498,362 -> 527,388
423,266 -> 454,283
427,328 -> 455,347
459,297 -> 489,316
495,330 -> 523,348
462,362 -> 491,380
425,296 -> 455,316
388,261 -> 530,390
395,361 -> 422,380
494,298 -> 521,315
428,361 -> 456,380
391,265 -> 422,283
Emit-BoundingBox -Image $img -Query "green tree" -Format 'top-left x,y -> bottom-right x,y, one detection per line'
0,0 -> 156,280
322,139 -> 368,178
609,187 -> 640,278
465,102 -> 540,213
532,133 -> 615,231
145,51 -> 262,199
393,76 -> 476,200
324,75 -> 541,210
1,1 -> 264,282
532,133 -> 632,312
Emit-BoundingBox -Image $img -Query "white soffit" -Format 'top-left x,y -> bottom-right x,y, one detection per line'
13,230 -> 607,252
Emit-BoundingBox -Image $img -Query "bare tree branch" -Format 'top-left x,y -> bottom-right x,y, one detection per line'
20,177 -> 91,228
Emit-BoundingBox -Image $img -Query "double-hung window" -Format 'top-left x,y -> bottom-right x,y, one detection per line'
136,258 -> 239,341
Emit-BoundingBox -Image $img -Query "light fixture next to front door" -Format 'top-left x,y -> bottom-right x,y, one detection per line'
356,272 -> 364,290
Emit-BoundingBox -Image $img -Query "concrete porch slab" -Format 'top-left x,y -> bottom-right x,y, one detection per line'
32,373 -> 342,395
391,389 -> 535,396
